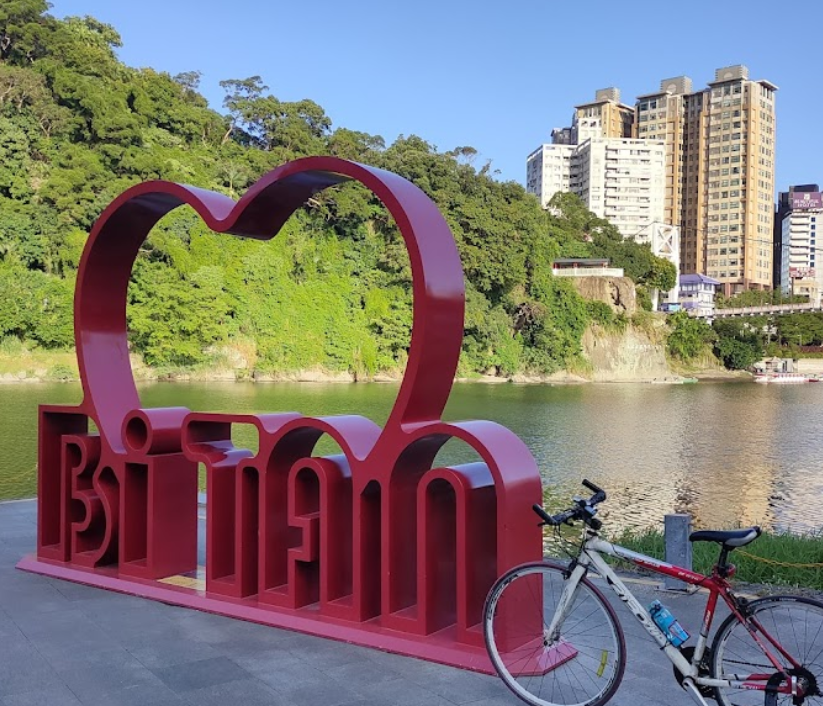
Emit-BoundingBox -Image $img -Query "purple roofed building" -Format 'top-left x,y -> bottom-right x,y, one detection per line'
678,273 -> 721,316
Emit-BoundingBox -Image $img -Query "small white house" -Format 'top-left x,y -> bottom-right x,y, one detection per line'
551,258 -> 624,278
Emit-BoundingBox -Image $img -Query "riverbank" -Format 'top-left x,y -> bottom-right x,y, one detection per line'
0,347 -> 745,385
0,364 -> 742,385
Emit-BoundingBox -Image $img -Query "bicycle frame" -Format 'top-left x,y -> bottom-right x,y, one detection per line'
548,530 -> 804,704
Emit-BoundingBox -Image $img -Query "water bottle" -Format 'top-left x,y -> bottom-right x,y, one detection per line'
648,600 -> 689,647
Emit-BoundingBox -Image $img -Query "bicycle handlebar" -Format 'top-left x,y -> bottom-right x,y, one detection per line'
582,479 -> 607,505
533,479 -> 607,530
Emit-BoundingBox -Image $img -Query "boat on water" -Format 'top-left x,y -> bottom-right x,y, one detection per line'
753,372 -> 815,384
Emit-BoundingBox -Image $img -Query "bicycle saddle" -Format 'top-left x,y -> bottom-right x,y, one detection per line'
689,527 -> 761,548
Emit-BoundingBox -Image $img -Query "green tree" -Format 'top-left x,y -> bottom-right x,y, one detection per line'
712,318 -> 763,369
0,0 -> 52,64
776,313 -> 823,347
667,311 -> 715,361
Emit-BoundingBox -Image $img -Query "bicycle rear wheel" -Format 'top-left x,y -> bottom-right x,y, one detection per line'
484,561 -> 626,706
712,595 -> 823,706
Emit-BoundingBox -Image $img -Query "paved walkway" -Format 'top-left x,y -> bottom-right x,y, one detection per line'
1,499 -> 726,706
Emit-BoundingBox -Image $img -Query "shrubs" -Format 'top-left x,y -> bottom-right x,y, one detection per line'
666,311 -> 715,361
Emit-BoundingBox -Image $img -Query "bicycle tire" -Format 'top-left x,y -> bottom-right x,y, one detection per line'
711,595 -> 823,706
484,561 -> 626,706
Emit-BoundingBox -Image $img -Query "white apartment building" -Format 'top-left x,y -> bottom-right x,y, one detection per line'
780,207 -> 821,305
573,138 -> 666,239
526,138 -> 666,239
526,144 -> 575,208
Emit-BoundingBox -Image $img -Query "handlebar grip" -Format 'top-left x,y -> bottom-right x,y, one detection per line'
582,479 -> 607,503
532,504 -> 555,525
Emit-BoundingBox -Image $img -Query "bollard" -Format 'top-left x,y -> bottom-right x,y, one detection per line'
663,514 -> 692,591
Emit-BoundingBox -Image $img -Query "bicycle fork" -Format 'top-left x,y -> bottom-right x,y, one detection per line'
543,561 -> 585,645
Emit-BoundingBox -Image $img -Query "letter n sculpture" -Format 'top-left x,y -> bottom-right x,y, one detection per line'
18,157 -> 543,670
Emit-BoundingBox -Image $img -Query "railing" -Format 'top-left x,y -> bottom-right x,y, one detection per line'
552,268 -> 625,278
689,302 -> 823,319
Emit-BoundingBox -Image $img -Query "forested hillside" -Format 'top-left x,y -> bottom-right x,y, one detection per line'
0,2 -> 676,378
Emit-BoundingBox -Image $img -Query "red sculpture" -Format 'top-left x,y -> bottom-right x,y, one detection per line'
18,157 -> 542,671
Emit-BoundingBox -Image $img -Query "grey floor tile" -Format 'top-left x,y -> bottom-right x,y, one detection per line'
340,676 -> 449,706
151,656 -> 250,692
256,665 -> 359,706
0,685 -> 82,706
405,664 -> 510,705
0,657 -> 64,699
222,647 -> 305,679
181,678 -> 292,706
56,660 -> 169,703
78,683 -> 190,706
126,633 -> 222,669
321,658 -> 404,687
337,701 -> 455,706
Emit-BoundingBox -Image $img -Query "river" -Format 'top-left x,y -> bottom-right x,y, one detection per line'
2,380 -> 822,534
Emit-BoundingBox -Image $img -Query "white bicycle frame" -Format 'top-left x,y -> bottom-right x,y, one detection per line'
546,533 -> 799,706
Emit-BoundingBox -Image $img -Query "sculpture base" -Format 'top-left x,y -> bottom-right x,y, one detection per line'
16,555 -> 494,673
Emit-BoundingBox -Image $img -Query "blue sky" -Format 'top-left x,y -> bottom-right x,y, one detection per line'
50,0 -> 822,192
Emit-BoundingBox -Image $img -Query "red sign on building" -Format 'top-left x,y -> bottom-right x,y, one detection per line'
791,192 -> 823,210
790,266 -> 817,279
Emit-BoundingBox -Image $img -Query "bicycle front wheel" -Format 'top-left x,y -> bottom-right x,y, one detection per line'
712,595 -> 823,706
484,561 -> 626,706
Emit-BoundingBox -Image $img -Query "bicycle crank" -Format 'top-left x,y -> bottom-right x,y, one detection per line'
673,646 -> 715,698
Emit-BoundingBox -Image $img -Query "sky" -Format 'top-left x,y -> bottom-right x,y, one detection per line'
49,0 -> 823,192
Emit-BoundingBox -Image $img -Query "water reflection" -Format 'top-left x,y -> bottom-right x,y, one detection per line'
2,380 -> 822,534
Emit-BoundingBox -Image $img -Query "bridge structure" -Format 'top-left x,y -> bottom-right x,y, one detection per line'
689,302 -> 823,320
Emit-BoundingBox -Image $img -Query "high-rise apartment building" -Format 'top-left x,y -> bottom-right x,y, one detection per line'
527,89 -> 665,238
777,188 -> 822,305
572,138 -> 666,238
525,144 -> 575,208
526,137 -> 665,239
636,77 -> 692,230
774,184 -> 819,289
636,66 -> 777,295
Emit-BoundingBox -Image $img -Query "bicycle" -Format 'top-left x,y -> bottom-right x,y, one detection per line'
483,479 -> 823,706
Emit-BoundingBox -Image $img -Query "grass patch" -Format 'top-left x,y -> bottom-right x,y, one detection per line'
610,527 -> 823,591
631,311 -> 666,343
0,341 -> 78,380
539,483 -> 823,591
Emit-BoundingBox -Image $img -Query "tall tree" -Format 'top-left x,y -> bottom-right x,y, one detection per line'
0,0 -> 52,64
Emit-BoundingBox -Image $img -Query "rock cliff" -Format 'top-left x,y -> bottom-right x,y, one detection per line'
582,322 -> 675,382
568,276 -> 637,315
573,276 -> 678,382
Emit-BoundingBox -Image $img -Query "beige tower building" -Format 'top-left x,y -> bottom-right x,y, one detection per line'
572,87 -> 635,144
636,77 -> 692,234
636,66 -> 777,295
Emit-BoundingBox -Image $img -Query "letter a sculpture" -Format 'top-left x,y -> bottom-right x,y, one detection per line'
18,157 -> 542,670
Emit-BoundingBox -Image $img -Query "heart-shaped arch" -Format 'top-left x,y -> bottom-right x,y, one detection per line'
74,157 -> 465,452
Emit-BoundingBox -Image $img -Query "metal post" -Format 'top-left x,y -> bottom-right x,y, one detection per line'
663,514 -> 692,591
